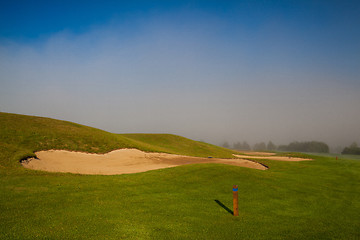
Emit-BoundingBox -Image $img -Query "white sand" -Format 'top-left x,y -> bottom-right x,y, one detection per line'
232,154 -> 312,161
235,151 -> 277,156
22,149 -> 267,175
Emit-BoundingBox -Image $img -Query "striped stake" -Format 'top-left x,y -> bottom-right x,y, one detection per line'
233,185 -> 239,216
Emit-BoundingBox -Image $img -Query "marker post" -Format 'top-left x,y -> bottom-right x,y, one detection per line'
233,185 -> 239,216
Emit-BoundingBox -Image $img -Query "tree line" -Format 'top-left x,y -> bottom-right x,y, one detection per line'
278,141 -> 329,153
221,140 -> 330,153
342,142 -> 360,155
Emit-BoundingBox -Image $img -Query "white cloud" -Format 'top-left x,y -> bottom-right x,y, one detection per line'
1,14 -> 359,148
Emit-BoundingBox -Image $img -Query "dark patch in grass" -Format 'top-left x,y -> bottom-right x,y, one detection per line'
215,199 -> 233,215
247,159 -> 269,169
19,154 -> 38,164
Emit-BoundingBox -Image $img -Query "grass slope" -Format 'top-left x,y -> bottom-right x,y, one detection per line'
0,112 -> 236,172
121,133 -> 236,158
1,112 -> 360,239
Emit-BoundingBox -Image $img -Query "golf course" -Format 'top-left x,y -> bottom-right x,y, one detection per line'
0,112 -> 359,239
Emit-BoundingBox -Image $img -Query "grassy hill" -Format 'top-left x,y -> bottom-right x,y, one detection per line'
121,133 -> 235,158
0,112 -> 236,171
1,112 -> 359,239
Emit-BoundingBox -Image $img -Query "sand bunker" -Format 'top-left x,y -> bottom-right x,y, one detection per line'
233,154 -> 312,161
235,151 -> 277,156
22,149 -> 267,175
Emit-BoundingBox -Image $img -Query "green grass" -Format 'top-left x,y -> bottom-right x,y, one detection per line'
1,112 -> 360,239
304,152 -> 360,161
121,133 -> 236,158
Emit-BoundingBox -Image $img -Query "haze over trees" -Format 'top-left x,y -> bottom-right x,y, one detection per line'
267,141 -> 277,151
233,141 -> 251,150
222,141 -> 230,149
222,140 -> 331,153
342,142 -> 360,155
253,142 -> 266,151
278,141 -> 329,153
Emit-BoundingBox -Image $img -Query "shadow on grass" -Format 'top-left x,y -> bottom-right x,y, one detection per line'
214,199 -> 233,215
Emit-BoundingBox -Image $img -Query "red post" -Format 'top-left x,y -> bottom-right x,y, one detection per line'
233,185 -> 239,216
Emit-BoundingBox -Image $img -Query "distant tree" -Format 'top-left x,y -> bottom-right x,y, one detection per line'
342,142 -> 360,155
233,141 -> 251,150
233,142 -> 242,150
242,141 -> 251,150
222,141 -> 230,149
278,141 -> 329,153
253,142 -> 266,151
267,141 -> 277,151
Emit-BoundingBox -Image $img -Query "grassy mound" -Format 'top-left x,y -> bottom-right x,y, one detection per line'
121,134 -> 235,158
0,112 -> 235,170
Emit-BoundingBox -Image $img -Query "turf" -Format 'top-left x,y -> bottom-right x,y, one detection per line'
0,112 -> 359,239
120,133 -> 236,158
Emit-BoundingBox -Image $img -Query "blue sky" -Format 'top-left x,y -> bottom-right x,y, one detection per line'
1,0 -> 359,149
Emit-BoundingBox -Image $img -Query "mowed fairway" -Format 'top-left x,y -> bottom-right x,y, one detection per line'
1,112 -> 359,239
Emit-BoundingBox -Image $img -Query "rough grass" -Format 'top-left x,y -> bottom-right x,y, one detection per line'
0,112 -> 359,239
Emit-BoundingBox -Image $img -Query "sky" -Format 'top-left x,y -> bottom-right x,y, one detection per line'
1,0 -> 359,150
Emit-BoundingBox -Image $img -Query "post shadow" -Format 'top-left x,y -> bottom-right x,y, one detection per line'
214,199 -> 233,215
